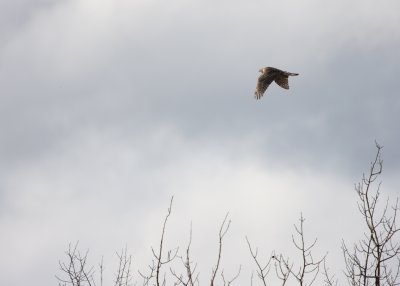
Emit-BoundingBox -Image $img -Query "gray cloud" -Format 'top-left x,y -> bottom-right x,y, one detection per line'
1,0 -> 400,285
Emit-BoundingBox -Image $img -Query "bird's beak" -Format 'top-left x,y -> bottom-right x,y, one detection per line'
258,69 -> 263,73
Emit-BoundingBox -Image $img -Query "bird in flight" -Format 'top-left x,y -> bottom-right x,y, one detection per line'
254,67 -> 299,99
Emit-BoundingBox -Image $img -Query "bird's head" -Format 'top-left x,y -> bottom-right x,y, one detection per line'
258,67 -> 267,73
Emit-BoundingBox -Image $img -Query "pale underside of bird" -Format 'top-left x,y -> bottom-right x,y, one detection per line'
254,67 -> 299,100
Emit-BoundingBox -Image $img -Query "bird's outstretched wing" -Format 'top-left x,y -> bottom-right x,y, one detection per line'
255,73 -> 275,99
274,75 -> 289,89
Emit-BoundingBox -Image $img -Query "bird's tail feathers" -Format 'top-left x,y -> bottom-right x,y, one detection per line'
254,91 -> 261,100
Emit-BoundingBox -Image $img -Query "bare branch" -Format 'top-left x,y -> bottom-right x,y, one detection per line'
210,213 -> 231,286
275,214 -> 326,286
246,236 -> 272,286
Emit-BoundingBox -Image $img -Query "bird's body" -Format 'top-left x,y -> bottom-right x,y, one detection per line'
254,67 -> 299,99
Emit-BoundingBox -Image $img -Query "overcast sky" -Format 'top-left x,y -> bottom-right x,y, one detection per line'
1,0 -> 400,285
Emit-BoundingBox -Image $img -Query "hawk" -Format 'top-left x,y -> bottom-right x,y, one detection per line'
254,67 -> 299,99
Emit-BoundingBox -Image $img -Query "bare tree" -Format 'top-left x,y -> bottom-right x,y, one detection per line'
58,199 -> 240,286
247,214 -> 325,286
115,247 -> 133,286
342,143 -> 400,286
246,236 -> 273,286
139,196 -> 178,286
275,214 -> 326,286
56,242 -> 98,286
170,223 -> 199,286
56,242 -> 132,286
210,213 -> 231,286
57,143 -> 399,286
169,213 -> 240,286
211,214 -> 241,286
322,260 -> 338,286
